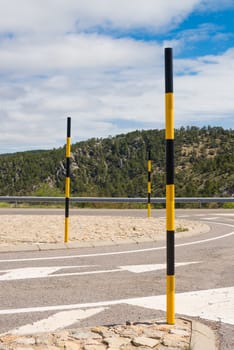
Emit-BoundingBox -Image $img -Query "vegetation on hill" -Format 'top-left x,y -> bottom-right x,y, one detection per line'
0,127 -> 233,202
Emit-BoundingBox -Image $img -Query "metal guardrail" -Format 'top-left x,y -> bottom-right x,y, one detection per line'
0,196 -> 233,203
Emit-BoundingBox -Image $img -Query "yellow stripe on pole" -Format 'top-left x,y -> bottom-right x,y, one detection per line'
148,182 -> 151,193
147,160 -> 151,172
64,217 -> 69,243
65,177 -> 70,198
166,184 -> 174,231
147,203 -> 151,218
166,275 -> 175,324
165,93 -> 174,140
66,137 -> 71,157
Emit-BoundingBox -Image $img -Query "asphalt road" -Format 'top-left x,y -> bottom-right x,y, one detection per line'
0,209 -> 233,349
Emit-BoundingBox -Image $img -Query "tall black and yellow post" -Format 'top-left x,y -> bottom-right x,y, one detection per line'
64,117 -> 71,243
147,149 -> 151,218
165,48 -> 175,324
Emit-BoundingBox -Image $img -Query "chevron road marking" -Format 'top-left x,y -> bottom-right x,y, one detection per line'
5,308 -> 106,336
0,265 -> 94,281
0,262 -> 200,281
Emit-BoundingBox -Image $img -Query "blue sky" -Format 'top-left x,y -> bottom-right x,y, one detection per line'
0,0 -> 233,154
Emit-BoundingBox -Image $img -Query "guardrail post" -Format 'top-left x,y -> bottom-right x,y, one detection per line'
64,117 -> 71,243
165,47 -> 175,325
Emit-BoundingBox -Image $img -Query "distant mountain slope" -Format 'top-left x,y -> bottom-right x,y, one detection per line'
0,126 -> 233,198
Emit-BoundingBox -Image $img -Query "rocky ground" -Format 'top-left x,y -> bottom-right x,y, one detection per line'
0,318 -> 192,350
0,215 -> 209,246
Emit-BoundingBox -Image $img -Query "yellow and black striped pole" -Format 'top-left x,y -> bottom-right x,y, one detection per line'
147,149 -> 151,218
64,117 -> 71,243
165,47 -> 175,325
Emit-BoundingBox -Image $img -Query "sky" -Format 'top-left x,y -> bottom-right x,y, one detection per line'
0,0 -> 233,154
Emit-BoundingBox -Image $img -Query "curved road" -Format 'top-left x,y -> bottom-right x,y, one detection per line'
0,209 -> 233,348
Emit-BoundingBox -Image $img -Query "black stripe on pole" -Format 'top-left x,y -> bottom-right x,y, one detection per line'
66,158 -> 70,177
165,48 -> 173,93
148,171 -> 151,182
167,231 -> 175,275
65,198 -> 69,217
67,117 -> 71,137
148,149 -> 151,161
166,140 -> 174,184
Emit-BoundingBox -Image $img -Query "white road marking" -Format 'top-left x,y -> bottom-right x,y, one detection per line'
0,262 -> 199,281
7,308 -> 106,335
119,262 -> 200,273
0,287 -> 233,325
0,228 -> 233,263
202,217 -> 219,220
128,287 -> 234,325
211,213 -> 234,217
0,265 -> 94,281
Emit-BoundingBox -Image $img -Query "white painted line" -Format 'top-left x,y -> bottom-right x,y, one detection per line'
0,226 -> 233,263
202,217 -> 219,220
211,213 -> 234,216
0,287 -> 233,325
7,308 -> 106,335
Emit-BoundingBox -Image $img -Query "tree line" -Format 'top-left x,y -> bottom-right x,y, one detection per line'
0,126 -> 233,200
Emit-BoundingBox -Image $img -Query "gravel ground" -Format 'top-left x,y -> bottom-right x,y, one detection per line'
0,215 -> 210,246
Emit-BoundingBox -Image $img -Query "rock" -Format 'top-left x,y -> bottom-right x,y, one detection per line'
119,345 -> 137,350
64,340 -> 82,350
71,331 -> 102,340
141,328 -> 164,339
132,336 -> 160,347
0,335 -> 18,344
54,330 -> 69,340
119,328 -> 140,338
83,345 -> 106,350
169,328 -> 190,337
35,334 -> 53,345
14,337 -> 36,345
91,326 -> 116,338
104,336 -> 131,348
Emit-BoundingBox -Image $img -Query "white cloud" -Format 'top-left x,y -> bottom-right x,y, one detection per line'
0,0 -> 201,35
0,1 -> 233,153
0,34 -> 160,73
175,49 -> 234,120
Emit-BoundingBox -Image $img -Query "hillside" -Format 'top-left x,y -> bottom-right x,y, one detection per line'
0,126 -> 233,199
